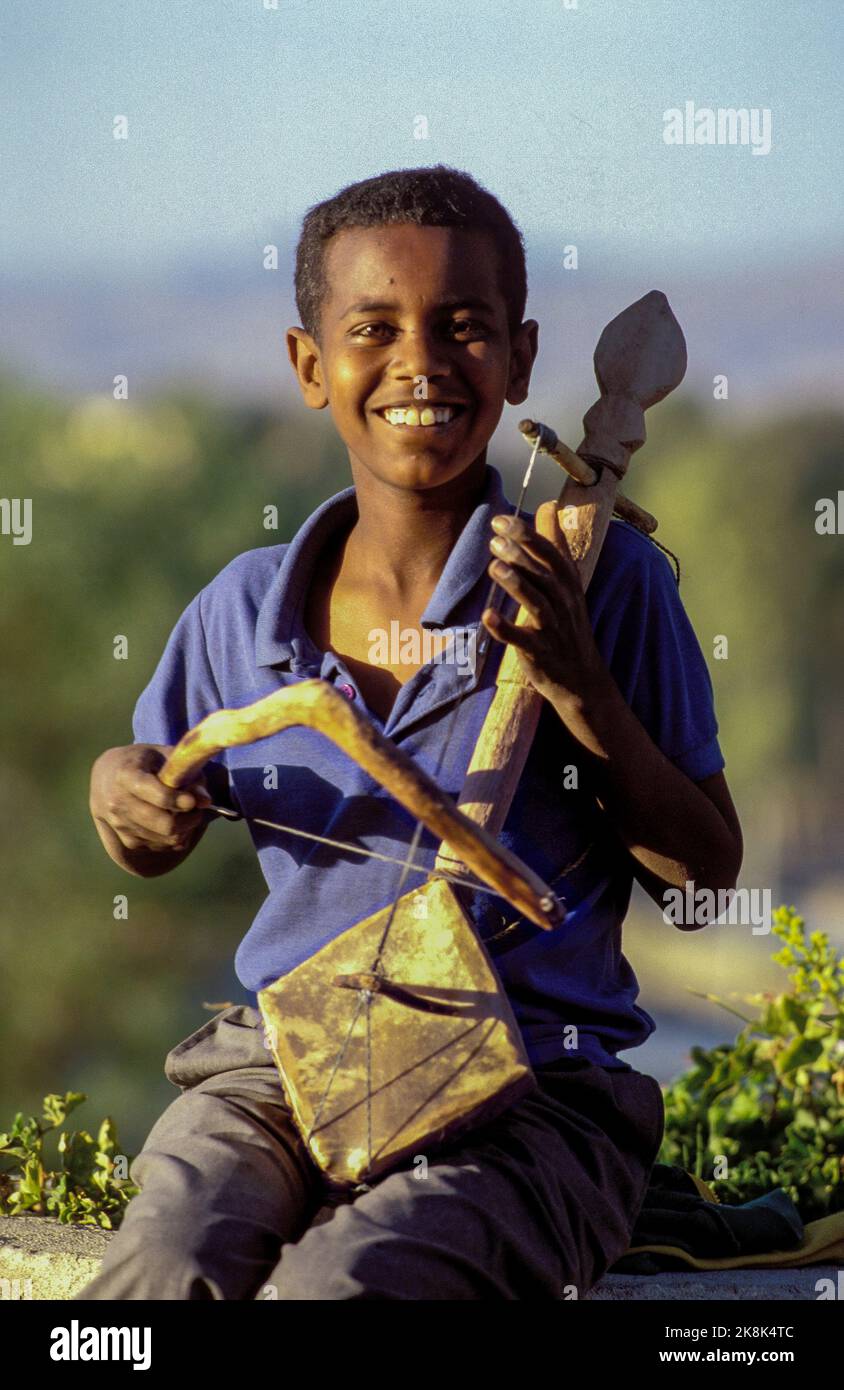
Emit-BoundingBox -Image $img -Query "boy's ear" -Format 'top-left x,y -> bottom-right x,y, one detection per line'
505,319 -> 539,407
286,327 -> 329,409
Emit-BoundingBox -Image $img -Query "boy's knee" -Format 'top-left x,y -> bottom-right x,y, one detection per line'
264,1248 -> 397,1301
264,1221 -> 482,1301
73,1216 -> 235,1301
258,1215 -> 378,1300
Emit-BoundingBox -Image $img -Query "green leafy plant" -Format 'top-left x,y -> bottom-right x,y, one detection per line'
0,1091 -> 139,1228
660,905 -> 844,1222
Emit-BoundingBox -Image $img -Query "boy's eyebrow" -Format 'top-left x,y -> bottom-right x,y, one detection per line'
339,295 -> 498,319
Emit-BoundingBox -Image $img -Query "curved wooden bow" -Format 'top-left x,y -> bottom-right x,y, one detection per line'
158,677 -> 562,930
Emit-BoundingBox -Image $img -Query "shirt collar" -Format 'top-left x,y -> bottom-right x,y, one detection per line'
255,464 -> 512,670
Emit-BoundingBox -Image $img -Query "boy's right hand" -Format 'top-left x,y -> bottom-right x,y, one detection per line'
90,744 -> 214,869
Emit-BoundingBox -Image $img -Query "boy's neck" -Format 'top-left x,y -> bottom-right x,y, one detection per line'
343,456 -> 489,599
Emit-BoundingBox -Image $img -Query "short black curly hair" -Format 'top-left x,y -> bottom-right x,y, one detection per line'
294,165 -> 527,343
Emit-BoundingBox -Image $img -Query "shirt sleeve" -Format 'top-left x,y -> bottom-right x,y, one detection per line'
132,589 -> 243,816
586,521 -> 725,782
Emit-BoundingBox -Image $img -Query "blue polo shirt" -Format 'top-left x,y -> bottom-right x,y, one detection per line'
133,464 -> 724,1071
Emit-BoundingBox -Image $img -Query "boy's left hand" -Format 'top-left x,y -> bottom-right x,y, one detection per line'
482,501 -> 611,707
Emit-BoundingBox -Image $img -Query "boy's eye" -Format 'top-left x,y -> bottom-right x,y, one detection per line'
447,318 -> 489,339
350,322 -> 395,340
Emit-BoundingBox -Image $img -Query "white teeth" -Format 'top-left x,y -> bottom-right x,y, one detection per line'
382,406 -> 458,427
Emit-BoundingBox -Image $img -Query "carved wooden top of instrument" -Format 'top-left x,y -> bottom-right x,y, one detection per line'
435,289 -> 687,863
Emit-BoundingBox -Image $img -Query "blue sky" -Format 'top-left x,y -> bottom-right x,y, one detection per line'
3,0 -> 841,280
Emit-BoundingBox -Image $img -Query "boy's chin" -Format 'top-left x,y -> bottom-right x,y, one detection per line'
356,450 -> 487,491
347,417 -> 493,490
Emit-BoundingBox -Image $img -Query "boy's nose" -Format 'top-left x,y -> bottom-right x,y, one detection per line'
388,326 -> 451,380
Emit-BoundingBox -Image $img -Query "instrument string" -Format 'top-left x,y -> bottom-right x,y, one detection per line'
206,806 -> 508,897
473,433 -> 542,671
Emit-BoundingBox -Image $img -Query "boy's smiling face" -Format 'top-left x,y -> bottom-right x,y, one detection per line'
287,223 -> 538,491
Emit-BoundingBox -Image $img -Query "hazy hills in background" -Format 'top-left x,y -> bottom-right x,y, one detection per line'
2,238 -> 842,426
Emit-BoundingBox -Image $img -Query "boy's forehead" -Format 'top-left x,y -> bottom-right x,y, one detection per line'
323,223 -> 506,315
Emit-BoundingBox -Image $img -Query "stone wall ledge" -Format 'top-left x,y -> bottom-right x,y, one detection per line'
1,1215 -> 839,1301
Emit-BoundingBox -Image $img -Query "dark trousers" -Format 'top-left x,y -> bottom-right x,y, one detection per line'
72,1004 -> 664,1301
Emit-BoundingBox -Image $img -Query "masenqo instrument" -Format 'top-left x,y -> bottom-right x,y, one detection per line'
158,291 -> 687,1190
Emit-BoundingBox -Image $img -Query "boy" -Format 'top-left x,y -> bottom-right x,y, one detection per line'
76,165 -> 742,1301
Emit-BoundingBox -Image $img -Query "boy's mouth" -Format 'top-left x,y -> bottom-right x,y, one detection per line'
374,404 -> 467,430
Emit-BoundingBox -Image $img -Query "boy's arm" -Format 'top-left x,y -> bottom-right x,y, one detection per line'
483,503 -> 743,922
92,584 -> 238,877
628,771 -> 743,927
544,679 -> 743,917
